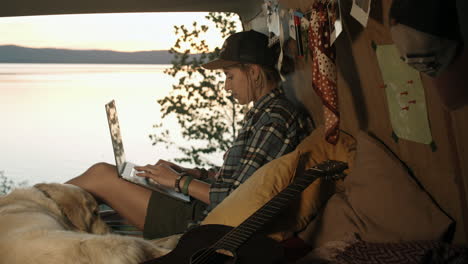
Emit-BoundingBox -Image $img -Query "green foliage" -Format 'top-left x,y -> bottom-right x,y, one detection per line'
0,171 -> 27,195
0,171 -> 14,195
150,12 -> 244,167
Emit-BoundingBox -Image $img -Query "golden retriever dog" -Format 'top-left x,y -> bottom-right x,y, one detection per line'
0,183 -> 163,264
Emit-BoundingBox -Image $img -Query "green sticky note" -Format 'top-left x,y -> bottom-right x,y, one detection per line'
375,44 -> 433,144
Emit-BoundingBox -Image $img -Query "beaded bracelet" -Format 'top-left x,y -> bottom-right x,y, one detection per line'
182,176 -> 194,195
174,173 -> 184,193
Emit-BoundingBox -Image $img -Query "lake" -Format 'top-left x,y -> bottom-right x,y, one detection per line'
0,63 -> 221,186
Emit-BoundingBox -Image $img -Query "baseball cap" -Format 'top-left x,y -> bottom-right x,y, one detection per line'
389,0 -> 462,77
202,30 -> 276,70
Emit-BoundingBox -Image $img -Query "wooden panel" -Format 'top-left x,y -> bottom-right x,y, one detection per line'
278,0 -> 468,244
1,0 -> 263,18
444,50 -> 468,243
410,75 -> 467,243
433,50 -> 468,111
339,3 -> 395,142
290,57 -> 324,126
279,0 -> 315,12
451,105 -> 468,243
366,0 -> 393,45
336,0 -> 467,243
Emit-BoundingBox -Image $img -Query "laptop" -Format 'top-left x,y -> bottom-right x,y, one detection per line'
105,100 -> 190,202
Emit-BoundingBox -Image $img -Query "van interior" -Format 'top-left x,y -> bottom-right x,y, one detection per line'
2,0 -> 468,262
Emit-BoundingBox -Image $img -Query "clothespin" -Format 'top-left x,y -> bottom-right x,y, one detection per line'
293,11 -> 304,57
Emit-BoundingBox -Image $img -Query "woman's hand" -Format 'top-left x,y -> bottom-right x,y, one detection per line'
153,159 -> 185,173
134,163 -> 181,189
135,161 -> 212,205
148,159 -> 207,179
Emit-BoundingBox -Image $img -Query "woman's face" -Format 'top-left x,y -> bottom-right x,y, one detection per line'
223,66 -> 251,105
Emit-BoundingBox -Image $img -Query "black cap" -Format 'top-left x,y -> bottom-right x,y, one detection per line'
202,30 -> 276,70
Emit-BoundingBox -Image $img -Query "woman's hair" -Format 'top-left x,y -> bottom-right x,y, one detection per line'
237,64 -> 280,88
233,63 -> 280,102
236,41 -> 282,89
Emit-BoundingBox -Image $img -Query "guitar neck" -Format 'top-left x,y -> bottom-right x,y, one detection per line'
215,167 -> 326,251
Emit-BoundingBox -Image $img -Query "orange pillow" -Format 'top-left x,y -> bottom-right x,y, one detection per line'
299,131 -> 453,247
202,126 -> 356,241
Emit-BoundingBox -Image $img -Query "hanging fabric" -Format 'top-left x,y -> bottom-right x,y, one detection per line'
309,0 -> 340,144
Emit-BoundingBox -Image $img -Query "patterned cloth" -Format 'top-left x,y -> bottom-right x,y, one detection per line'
206,87 -> 314,214
334,240 -> 468,264
309,0 -> 340,144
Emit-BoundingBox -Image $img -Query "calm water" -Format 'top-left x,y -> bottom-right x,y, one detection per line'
0,63 -> 221,185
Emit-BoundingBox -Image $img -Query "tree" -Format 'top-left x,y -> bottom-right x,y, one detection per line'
0,171 -> 27,195
150,12 -> 244,167
0,171 -> 14,195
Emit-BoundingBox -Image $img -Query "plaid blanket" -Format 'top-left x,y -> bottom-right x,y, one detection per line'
99,205 -> 143,237
333,240 -> 468,264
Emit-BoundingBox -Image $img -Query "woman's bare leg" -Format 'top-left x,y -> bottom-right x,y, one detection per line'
66,162 -> 152,230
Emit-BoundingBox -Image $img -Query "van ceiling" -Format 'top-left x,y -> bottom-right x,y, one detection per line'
1,0 -> 263,21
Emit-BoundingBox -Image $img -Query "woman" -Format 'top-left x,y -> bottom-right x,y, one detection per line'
67,30 -> 313,239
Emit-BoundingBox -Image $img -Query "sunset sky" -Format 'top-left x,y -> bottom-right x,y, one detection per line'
0,12 -> 242,184
0,12 -> 238,52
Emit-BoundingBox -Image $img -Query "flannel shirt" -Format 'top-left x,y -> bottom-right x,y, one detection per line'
205,87 -> 314,214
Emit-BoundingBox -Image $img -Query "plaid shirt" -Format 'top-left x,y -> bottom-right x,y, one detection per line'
205,87 -> 314,213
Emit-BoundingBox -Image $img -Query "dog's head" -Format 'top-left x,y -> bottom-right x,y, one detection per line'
34,183 -> 110,235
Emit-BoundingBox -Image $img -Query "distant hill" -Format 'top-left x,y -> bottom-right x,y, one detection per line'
0,45 -> 177,64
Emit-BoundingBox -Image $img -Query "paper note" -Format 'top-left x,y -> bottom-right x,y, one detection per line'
350,0 -> 371,27
328,0 -> 343,45
375,44 -> 433,144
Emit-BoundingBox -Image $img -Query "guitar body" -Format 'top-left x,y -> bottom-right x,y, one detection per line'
142,161 -> 348,264
142,224 -> 285,264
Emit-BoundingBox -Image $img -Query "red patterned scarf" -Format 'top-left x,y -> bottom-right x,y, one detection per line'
309,0 -> 340,144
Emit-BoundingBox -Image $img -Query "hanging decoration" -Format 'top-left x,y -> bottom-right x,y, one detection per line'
265,0 -> 281,47
264,0 -> 289,80
328,0 -> 343,45
288,10 -> 305,57
309,0 -> 340,145
350,0 -> 372,27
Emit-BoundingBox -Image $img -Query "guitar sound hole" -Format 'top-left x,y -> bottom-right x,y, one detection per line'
190,247 -> 236,264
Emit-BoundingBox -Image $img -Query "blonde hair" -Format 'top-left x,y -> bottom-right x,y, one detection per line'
234,64 -> 280,102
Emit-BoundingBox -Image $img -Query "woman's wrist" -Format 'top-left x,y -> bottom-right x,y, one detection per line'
179,175 -> 193,195
174,173 -> 184,193
180,178 -> 211,205
181,176 -> 194,195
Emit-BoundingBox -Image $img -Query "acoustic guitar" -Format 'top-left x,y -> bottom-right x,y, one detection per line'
141,159 -> 348,264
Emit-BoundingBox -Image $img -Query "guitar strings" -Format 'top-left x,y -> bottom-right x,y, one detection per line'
190,209 -> 271,263
191,163 -> 345,263
191,179 -> 312,264
190,194 -> 290,264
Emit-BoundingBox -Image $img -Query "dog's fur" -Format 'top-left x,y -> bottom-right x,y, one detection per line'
0,183 -> 162,264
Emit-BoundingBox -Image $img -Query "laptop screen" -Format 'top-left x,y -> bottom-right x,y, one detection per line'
105,100 -> 126,174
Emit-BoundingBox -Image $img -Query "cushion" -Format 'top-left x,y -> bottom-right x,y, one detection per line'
298,131 -> 453,247
201,126 -> 357,241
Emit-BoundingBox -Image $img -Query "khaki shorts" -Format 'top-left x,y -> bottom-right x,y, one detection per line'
143,191 -> 207,240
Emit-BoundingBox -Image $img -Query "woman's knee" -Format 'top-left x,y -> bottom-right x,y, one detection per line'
74,162 -> 118,191
85,162 -> 117,179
